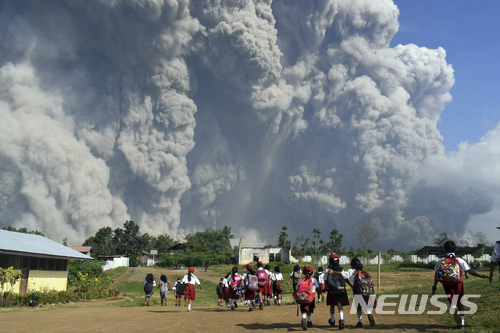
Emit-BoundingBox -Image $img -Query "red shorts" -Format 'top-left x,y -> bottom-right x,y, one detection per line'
257,285 -> 267,293
228,286 -> 240,299
244,289 -> 256,300
442,282 -> 464,303
184,284 -> 196,300
300,299 -> 316,313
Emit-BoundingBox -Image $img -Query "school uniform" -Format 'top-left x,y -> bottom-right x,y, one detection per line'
242,271 -> 256,300
265,269 -> 272,296
323,268 -> 349,306
343,268 -> 376,311
222,277 -> 230,301
296,276 -> 320,313
271,272 -> 284,295
174,280 -> 183,300
491,241 -> 500,263
182,273 -> 201,300
290,269 -> 302,292
434,252 -> 470,303
227,273 -> 242,299
257,267 -> 268,293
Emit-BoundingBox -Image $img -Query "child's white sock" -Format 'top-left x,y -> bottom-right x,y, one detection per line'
331,313 -> 335,322
231,299 -> 234,306
461,316 -> 465,326
302,313 -> 307,319
339,311 -> 344,320
188,304 -> 191,310
248,301 -> 252,309
308,315 -> 312,322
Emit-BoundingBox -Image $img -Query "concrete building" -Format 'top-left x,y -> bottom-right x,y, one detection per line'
237,239 -> 291,265
0,229 -> 92,294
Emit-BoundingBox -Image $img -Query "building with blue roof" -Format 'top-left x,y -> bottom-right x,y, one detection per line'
0,229 -> 92,294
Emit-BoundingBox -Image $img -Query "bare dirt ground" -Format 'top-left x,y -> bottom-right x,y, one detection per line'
0,268 -> 458,333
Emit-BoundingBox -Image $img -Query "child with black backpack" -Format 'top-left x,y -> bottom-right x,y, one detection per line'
344,258 -> 376,328
144,273 -> 156,306
323,253 -> 349,330
433,240 -> 488,329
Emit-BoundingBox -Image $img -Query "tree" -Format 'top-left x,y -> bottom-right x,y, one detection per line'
150,234 -> 176,254
433,232 -> 449,247
2,226 -> 45,237
83,226 -> 115,257
278,225 -> 291,248
312,228 -> 321,256
324,229 -> 343,254
113,220 -> 143,256
356,225 -> 380,250
184,227 -> 233,254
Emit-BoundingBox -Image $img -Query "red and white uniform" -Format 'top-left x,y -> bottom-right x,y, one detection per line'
182,274 -> 201,300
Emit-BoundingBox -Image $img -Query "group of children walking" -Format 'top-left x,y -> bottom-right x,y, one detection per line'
143,266 -> 203,312
217,261 -> 285,312
141,230 -> 500,331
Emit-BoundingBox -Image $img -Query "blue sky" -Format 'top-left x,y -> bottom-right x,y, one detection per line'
391,0 -> 500,151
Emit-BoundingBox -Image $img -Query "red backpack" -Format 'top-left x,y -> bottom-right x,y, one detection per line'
295,277 -> 315,304
435,256 -> 462,285
231,273 -> 242,288
257,270 -> 268,287
353,270 -> 375,296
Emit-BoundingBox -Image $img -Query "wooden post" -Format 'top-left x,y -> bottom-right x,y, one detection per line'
377,251 -> 381,294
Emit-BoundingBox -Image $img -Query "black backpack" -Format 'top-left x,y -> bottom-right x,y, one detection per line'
144,280 -> 154,294
327,270 -> 346,296
176,282 -> 186,295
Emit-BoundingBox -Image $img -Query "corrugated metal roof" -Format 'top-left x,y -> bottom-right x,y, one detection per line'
69,246 -> 92,253
0,229 -> 92,260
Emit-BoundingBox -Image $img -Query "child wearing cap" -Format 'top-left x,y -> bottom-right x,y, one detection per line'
489,227 -> 500,290
323,253 -> 349,330
173,276 -> 183,307
296,265 -> 320,330
242,264 -> 256,311
181,267 -> 203,312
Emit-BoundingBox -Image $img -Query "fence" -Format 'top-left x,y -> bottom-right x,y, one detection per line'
292,253 -> 492,266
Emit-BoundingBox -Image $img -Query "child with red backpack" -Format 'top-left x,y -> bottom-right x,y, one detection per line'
256,261 -> 268,310
228,266 -> 242,310
242,264 -> 258,311
433,240 -> 488,329
295,265 -> 319,330
323,253 -> 349,330
344,258 -> 376,328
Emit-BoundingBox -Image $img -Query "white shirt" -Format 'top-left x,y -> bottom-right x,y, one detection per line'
434,253 -> 471,271
222,277 -> 229,288
491,241 -> 500,262
182,274 -> 201,285
271,272 -> 283,281
323,267 -> 348,283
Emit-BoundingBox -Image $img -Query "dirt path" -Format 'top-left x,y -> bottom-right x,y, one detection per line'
0,298 -> 451,333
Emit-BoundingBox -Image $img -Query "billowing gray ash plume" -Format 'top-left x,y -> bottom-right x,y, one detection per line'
0,0 -> 496,250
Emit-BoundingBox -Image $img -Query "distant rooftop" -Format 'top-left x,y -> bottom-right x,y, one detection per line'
0,229 -> 92,260
69,246 -> 92,253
